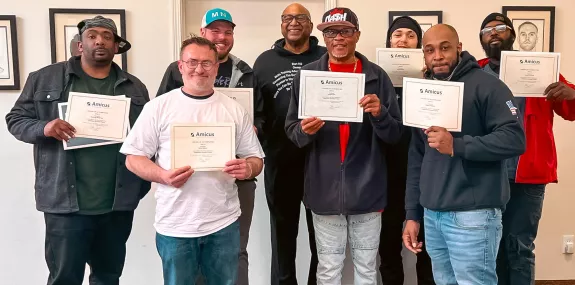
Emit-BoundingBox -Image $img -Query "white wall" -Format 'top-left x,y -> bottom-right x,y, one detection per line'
0,1 -> 172,284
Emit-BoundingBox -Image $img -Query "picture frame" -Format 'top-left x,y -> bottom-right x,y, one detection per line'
502,6 -> 555,52
0,15 -> 20,90
49,8 -> 128,71
388,11 -> 443,36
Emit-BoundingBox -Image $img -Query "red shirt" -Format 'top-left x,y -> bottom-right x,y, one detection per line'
328,59 -> 363,163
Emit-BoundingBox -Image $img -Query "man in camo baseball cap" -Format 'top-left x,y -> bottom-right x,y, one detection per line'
77,15 -> 131,54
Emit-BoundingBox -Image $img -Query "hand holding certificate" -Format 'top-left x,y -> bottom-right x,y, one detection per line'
376,48 -> 425,87
402,77 -> 465,132
65,92 -> 131,141
500,51 -> 560,97
298,70 -> 365,122
171,123 -> 236,171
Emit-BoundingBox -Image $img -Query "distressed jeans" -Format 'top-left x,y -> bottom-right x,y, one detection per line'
312,212 -> 381,285
496,182 -> 546,285
424,208 -> 503,285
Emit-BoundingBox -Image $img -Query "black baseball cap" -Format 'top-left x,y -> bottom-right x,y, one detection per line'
480,12 -> 516,38
317,7 -> 359,31
77,15 -> 131,54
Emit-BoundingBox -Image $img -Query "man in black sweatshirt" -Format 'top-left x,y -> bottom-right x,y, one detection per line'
252,3 -> 326,285
403,24 -> 526,285
379,16 -> 435,285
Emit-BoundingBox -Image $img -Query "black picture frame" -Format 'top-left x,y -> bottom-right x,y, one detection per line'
0,15 -> 20,90
49,8 -> 128,71
388,11 -> 443,35
502,6 -> 555,52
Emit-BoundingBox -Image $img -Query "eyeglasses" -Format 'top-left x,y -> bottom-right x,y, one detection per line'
323,28 -> 356,38
481,24 -> 511,36
181,59 -> 216,71
281,14 -> 310,24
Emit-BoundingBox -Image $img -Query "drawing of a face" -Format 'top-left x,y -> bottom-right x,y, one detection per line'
518,22 -> 538,51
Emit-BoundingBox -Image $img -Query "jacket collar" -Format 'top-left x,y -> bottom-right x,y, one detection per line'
228,53 -> 252,74
316,51 -> 378,82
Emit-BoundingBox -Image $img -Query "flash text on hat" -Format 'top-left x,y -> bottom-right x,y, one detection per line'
325,13 -> 347,23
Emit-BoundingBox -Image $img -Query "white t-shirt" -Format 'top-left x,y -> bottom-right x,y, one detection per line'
120,88 -> 265,238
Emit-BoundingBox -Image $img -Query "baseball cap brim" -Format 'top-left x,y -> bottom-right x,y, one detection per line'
115,34 -> 131,54
205,19 -> 236,28
317,21 -> 356,31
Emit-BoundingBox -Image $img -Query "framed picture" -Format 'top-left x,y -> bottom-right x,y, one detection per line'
49,8 -> 127,71
502,6 -> 555,52
0,15 -> 20,90
389,11 -> 443,36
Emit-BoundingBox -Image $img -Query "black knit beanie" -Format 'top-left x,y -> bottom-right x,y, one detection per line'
386,16 -> 423,48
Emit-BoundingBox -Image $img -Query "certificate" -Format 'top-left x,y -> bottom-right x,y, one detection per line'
170,123 -> 236,171
65,92 -> 131,141
58,100 -> 130,150
500,51 -> 560,97
214,87 -> 254,121
402,77 -> 464,132
376,48 -> 424,87
298,70 -> 365,123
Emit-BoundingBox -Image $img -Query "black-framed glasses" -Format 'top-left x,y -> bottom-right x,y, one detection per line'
181,59 -> 216,71
480,24 -> 511,36
281,14 -> 310,24
323,28 -> 356,38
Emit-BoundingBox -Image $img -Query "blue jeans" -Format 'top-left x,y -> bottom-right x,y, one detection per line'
155,220 -> 240,285
424,208 -> 503,285
496,182 -> 546,285
312,212 -> 381,285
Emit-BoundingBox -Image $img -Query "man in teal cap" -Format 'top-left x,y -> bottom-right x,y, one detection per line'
157,7 -> 264,285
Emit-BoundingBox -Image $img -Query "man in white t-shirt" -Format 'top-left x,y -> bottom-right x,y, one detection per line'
119,36 -> 265,285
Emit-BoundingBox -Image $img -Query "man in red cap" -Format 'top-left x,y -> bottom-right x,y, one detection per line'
478,12 -> 575,285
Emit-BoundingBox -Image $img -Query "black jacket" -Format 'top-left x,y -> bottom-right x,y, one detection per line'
405,51 -> 526,221
253,37 -> 326,158
5,56 -> 151,213
284,51 -> 403,215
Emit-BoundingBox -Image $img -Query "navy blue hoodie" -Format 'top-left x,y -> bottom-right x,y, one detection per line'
405,51 -> 526,221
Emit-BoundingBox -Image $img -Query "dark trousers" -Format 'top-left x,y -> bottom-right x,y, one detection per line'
265,152 -> 318,285
378,192 -> 435,285
44,211 -> 134,285
497,182 -> 546,285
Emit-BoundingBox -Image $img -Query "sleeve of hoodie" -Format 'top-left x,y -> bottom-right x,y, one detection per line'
369,67 -> 404,144
252,73 -> 266,142
156,62 -> 180,97
405,127 -> 425,221
551,74 -> 575,121
5,71 -> 49,144
452,79 -> 526,161
284,70 -> 318,148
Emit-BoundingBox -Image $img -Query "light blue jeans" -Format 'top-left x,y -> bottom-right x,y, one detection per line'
312,212 -> 382,285
424,208 -> 503,285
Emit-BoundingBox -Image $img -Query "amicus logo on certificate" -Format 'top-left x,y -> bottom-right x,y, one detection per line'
298,70 -> 365,123
402,77 -> 464,132
65,92 -> 131,142
170,123 -> 236,171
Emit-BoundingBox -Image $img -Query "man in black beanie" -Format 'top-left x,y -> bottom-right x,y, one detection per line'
379,15 -> 435,285
478,12 -> 575,285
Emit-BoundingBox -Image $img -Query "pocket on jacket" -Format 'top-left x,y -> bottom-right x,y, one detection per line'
33,89 -> 63,119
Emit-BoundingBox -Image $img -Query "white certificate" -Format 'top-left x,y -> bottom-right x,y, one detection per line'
376,48 -> 424,87
298,70 -> 365,123
170,123 -> 236,171
500,51 -> 561,97
402,77 -> 465,132
58,100 -> 130,150
65,92 -> 131,141
214,87 -> 254,121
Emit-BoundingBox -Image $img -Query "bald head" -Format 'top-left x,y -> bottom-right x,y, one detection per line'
422,24 -> 462,80
423,24 -> 459,46
283,2 -> 311,17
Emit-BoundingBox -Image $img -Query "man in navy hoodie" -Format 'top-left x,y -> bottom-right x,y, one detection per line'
403,24 -> 526,285
286,7 -> 403,284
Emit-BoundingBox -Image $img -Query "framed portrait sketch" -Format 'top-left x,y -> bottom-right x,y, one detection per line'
0,15 -> 20,90
49,8 -> 127,71
389,11 -> 443,36
502,6 -> 555,52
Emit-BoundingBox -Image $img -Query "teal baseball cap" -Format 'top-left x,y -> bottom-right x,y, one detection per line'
201,8 -> 236,28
